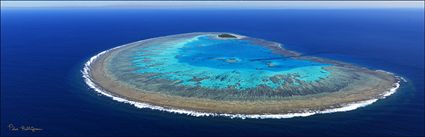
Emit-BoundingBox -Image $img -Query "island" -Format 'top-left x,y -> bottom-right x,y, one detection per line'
83,32 -> 401,118
217,33 -> 238,39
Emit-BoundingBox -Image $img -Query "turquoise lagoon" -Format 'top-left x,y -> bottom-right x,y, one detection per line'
128,34 -> 330,91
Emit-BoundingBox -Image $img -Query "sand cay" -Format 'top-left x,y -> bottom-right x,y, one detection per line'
84,32 -> 400,116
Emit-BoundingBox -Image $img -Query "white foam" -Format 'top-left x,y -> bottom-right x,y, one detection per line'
82,42 -> 402,119
401,77 -> 408,83
381,82 -> 399,97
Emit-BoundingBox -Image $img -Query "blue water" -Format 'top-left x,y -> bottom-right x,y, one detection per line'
177,35 -> 327,71
130,35 -> 329,90
1,8 -> 424,136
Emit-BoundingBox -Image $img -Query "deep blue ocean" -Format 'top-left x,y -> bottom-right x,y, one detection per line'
1,8 -> 424,136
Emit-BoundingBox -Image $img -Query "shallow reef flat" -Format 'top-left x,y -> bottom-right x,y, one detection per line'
86,32 -> 400,114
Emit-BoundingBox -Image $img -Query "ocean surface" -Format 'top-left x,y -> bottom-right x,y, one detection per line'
1,8 -> 424,136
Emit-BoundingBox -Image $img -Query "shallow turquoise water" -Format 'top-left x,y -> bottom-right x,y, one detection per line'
132,35 -> 330,90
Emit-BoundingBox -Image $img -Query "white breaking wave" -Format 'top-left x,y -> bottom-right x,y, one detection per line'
82,45 -> 403,119
381,82 -> 400,97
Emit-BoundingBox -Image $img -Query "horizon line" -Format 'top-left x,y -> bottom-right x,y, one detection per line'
1,1 -> 424,9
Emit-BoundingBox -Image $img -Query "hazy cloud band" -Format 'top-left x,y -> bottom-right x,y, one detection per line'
2,1 -> 424,9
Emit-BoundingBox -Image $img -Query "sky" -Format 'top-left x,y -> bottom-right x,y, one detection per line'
1,1 -> 424,9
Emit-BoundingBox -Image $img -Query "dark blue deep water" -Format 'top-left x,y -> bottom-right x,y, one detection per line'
1,8 -> 424,136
